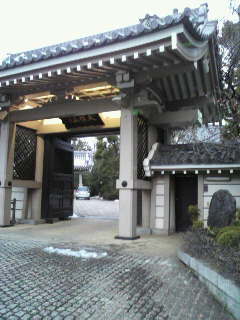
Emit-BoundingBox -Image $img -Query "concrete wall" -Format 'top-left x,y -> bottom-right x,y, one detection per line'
201,175 -> 240,226
11,187 -> 27,219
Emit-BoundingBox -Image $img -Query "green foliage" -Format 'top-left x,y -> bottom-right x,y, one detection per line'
85,136 -> 119,200
236,208 -> 240,220
192,220 -> 204,230
216,229 -> 240,247
233,209 -> 240,226
216,226 -> 240,240
207,226 -> 220,237
233,220 -> 240,226
72,138 -> 91,151
188,205 -> 200,222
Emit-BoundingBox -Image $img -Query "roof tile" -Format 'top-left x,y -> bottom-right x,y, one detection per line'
0,3 -> 216,71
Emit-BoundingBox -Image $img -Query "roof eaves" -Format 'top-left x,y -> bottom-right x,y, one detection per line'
0,4 -> 216,72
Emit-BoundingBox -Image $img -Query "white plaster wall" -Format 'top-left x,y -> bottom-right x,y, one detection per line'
151,175 -> 171,234
203,175 -> 240,226
155,178 -> 165,230
11,187 -> 26,219
169,176 -> 175,233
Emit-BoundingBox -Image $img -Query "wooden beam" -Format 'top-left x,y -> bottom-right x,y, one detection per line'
166,96 -> 213,111
12,180 -> 42,189
135,62 -> 194,84
9,98 -> 120,122
2,77 -> 116,96
0,25 -> 184,79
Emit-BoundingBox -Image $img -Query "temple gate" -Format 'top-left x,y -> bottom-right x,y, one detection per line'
0,4 -> 221,238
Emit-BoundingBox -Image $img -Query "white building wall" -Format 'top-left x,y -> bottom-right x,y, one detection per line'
150,175 -> 172,235
149,173 -> 240,233
11,187 -> 27,219
202,175 -> 240,227
74,151 -> 94,170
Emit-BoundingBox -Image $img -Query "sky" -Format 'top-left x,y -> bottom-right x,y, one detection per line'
0,0 -> 237,57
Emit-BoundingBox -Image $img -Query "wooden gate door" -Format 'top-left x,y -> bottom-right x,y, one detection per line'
42,137 -> 74,221
175,176 -> 197,232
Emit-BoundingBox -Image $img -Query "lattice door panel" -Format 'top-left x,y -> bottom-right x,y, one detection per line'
137,116 -> 148,179
13,125 -> 37,180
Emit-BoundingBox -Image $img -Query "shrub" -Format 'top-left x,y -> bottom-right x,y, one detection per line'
192,220 -> 204,230
233,220 -> 240,227
208,227 -> 219,237
216,226 -> 240,241
188,205 -> 200,222
183,229 -> 240,284
216,230 -> 240,247
236,208 -> 240,221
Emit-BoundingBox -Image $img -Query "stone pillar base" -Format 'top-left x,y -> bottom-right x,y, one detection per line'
17,219 -> 45,225
118,188 -> 138,238
0,186 -> 12,226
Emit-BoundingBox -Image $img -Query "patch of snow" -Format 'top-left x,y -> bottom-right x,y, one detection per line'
71,213 -> 79,219
43,247 -> 107,259
159,259 -> 172,267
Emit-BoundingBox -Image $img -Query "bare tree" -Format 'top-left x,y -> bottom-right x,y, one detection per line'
218,3 -> 240,140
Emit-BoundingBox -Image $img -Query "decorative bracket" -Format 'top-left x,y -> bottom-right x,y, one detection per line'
0,94 -> 11,110
116,71 -> 134,89
134,84 -> 165,113
143,143 -> 159,177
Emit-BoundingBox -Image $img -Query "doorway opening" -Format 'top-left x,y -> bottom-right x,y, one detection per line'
41,137 -> 74,222
175,175 -> 198,232
41,133 -> 120,222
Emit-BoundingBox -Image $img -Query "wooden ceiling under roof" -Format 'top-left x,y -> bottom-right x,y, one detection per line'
0,4 -> 221,126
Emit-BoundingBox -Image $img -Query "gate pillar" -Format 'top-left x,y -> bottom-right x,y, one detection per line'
30,136 -> 44,221
79,173 -> 83,186
142,190 -> 151,228
116,102 -> 139,240
0,121 -> 16,226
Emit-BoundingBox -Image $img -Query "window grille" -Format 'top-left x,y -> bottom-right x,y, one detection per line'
13,125 -> 37,180
137,116 -> 148,179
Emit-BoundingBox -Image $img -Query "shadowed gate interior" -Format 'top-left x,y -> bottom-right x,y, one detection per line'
175,176 -> 198,232
41,137 -> 74,222
40,115 -> 148,224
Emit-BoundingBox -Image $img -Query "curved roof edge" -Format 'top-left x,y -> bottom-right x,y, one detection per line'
0,3 -> 217,71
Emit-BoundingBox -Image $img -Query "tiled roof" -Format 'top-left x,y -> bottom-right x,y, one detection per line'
0,3 -> 215,71
151,143 -> 240,166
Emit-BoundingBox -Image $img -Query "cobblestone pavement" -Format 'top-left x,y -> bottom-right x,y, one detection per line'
0,239 -> 234,320
73,199 -> 119,219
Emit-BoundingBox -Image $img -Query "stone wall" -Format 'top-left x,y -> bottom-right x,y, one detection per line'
201,175 -> 240,226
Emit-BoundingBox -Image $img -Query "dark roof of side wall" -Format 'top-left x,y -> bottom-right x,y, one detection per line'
0,4 -> 216,71
151,143 -> 240,166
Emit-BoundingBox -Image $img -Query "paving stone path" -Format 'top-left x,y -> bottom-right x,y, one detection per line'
0,239 -> 234,320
